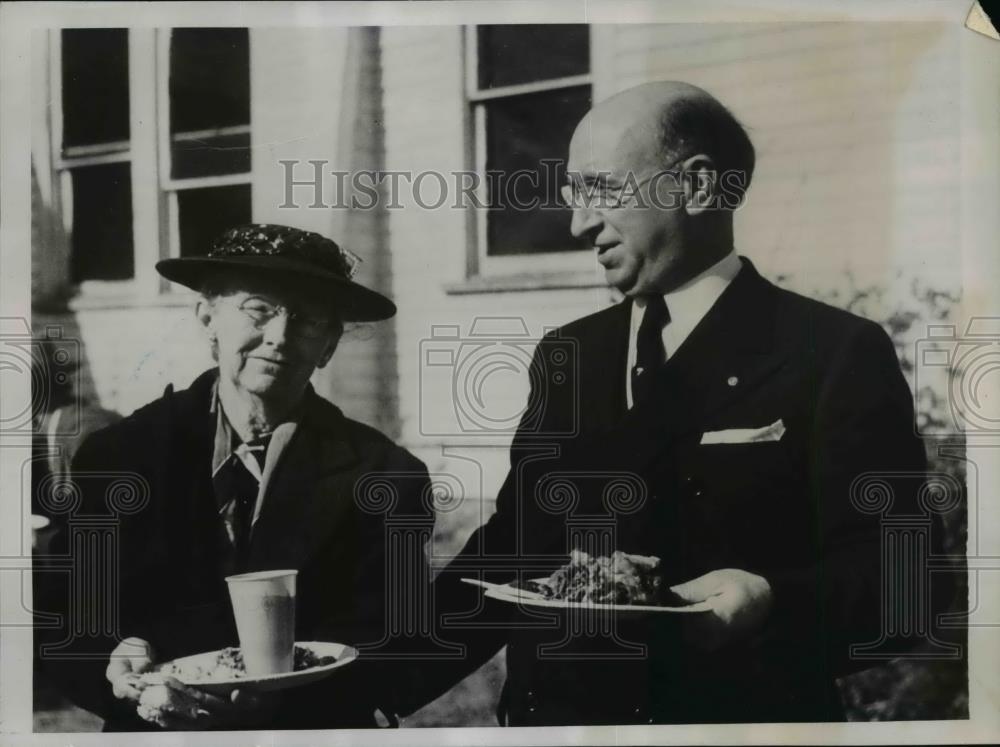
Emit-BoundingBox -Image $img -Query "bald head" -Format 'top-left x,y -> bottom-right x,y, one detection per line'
589,81 -> 712,151
570,81 -> 755,204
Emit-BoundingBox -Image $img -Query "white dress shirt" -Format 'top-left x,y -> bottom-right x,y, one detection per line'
626,251 -> 743,408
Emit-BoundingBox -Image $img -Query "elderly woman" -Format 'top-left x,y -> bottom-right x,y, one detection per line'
36,225 -> 433,731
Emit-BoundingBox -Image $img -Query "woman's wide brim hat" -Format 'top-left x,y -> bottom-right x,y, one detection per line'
156,224 -> 396,322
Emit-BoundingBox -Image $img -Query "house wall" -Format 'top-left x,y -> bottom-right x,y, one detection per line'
601,22 -> 961,293
380,26 -> 618,558
250,26 -> 399,436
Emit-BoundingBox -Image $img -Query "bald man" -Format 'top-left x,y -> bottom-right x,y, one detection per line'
417,82 -> 937,725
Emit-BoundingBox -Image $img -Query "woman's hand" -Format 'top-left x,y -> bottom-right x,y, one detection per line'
105,637 -> 278,729
105,637 -> 156,704
135,676 -> 275,730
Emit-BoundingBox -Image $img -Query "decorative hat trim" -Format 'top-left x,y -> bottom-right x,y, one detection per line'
208,224 -> 363,280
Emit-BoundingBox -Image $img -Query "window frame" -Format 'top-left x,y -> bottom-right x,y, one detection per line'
49,28 -> 143,297
44,27 -> 252,303
155,28 -> 252,271
464,24 -> 597,280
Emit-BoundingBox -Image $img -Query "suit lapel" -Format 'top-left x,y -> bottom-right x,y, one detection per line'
248,391 -> 361,570
623,258 -> 786,450
579,299 -> 632,432
165,370 -> 219,476
162,370 -> 228,585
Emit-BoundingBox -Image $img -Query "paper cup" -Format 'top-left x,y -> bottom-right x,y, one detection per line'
225,569 -> 297,676
31,514 -> 51,552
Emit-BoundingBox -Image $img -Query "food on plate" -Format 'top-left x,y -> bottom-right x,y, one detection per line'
519,549 -> 666,604
294,645 -> 337,670
152,644 -> 336,683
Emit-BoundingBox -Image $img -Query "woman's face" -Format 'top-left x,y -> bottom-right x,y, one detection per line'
198,275 -> 342,402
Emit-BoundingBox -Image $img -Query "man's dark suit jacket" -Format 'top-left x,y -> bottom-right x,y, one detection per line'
428,257 -> 942,725
35,368 -> 433,730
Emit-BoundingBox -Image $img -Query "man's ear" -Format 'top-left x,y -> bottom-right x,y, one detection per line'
682,155 -> 717,216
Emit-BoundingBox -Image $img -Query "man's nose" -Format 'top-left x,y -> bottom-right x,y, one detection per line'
569,203 -> 603,239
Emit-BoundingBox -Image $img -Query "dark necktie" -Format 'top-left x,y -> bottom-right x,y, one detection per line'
631,295 -> 670,407
217,435 -> 269,571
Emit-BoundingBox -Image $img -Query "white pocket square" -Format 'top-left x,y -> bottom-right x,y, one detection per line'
700,419 -> 786,445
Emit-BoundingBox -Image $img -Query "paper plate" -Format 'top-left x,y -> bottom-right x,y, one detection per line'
463,577 -> 713,616
150,641 -> 357,695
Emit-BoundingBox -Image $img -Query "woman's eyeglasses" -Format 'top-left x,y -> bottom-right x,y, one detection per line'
233,297 -> 333,339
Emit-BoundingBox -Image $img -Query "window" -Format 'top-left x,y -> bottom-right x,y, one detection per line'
47,28 -> 252,294
58,29 -> 134,283
468,24 -> 592,276
165,28 -> 252,258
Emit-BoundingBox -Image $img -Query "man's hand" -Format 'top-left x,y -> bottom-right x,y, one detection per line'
670,568 -> 773,651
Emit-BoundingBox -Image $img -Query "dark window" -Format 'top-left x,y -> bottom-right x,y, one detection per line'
485,86 -> 591,256
68,162 -> 135,282
169,28 -> 250,179
169,28 -> 250,132
177,184 -> 252,257
477,25 -> 589,90
169,29 -> 253,266
61,29 -> 130,148
474,24 -> 591,258
171,131 -> 253,180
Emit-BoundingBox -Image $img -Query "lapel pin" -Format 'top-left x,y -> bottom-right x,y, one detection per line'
727,376 -> 739,386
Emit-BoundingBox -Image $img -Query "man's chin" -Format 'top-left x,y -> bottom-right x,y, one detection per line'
604,270 -> 638,296
601,266 -> 622,288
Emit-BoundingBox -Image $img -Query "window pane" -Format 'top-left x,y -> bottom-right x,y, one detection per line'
61,29 -> 130,148
485,86 -> 591,256
171,131 -> 252,180
177,184 -> 252,258
169,28 -> 251,179
477,25 -> 589,90
68,163 -> 134,282
169,28 -> 250,133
